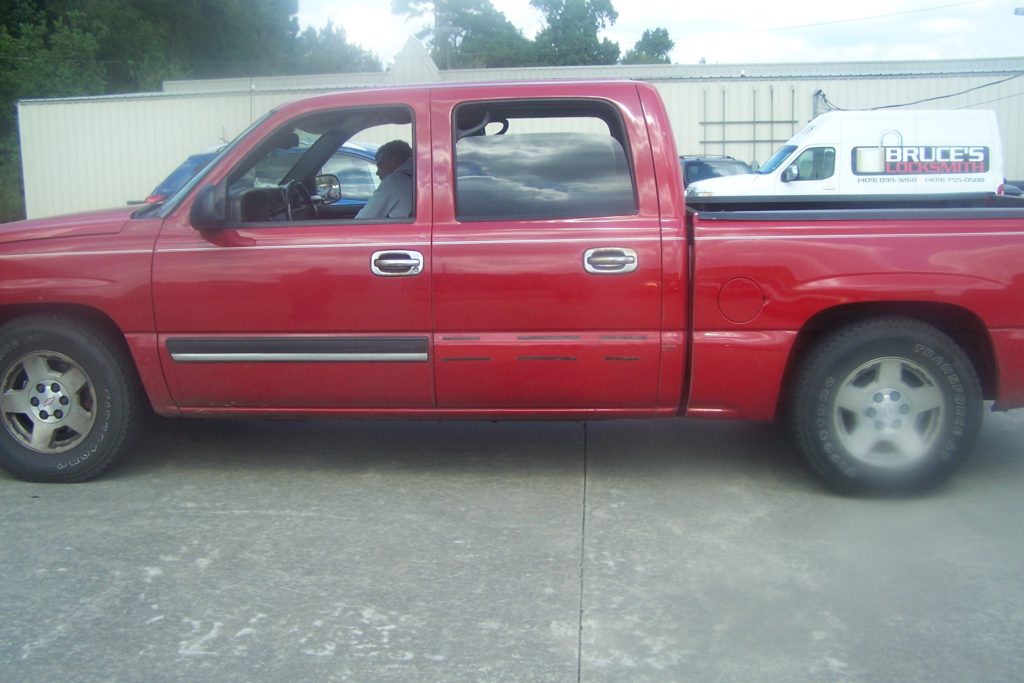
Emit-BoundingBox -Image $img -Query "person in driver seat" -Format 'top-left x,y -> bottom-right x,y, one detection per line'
355,140 -> 414,219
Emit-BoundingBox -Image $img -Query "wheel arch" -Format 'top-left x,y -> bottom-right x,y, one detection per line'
0,305 -> 150,482
1,304 -> 127,348
778,302 -> 996,418
0,304 -> 145,392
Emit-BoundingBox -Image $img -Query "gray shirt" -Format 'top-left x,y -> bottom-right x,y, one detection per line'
354,158 -> 414,219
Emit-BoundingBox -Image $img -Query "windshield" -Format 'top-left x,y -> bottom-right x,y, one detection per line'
681,159 -> 753,185
227,125 -> 338,194
713,161 -> 752,176
152,154 -> 215,197
230,143 -> 310,192
759,145 -> 797,174
149,108 -> 278,219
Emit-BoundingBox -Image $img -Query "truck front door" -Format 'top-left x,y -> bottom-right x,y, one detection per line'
151,101 -> 434,410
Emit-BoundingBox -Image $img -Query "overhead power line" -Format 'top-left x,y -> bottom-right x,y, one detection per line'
953,90 -> 1024,108
818,71 -> 1024,110
871,71 -> 1024,109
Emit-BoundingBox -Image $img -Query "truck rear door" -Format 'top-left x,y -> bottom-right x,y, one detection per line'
429,84 -> 663,409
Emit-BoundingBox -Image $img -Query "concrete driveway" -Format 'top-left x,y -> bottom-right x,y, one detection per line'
2,410 -> 1023,682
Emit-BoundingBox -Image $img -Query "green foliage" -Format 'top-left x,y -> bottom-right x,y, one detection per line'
393,0 -> 630,68
0,2 -> 108,221
0,6 -> 106,112
392,0 -> 536,69
0,134 -> 28,223
0,0 -> 384,222
531,0 -> 620,66
293,22 -> 382,74
621,27 -> 674,65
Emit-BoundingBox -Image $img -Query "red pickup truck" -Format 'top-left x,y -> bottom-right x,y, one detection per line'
2,81 -> 1023,492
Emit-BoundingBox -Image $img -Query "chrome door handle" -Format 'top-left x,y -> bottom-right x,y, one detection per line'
371,250 -> 424,277
584,247 -> 638,274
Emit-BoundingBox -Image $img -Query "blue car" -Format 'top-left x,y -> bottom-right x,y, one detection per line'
145,149 -> 221,204
146,142 -> 379,207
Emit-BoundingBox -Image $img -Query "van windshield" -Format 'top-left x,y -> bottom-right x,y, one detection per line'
759,145 -> 797,174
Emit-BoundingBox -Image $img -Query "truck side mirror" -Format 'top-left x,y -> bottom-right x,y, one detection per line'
315,174 -> 342,203
189,183 -> 226,231
781,164 -> 799,182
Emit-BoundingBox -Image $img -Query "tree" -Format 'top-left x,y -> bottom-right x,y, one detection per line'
130,0 -> 302,81
292,22 -> 381,74
0,3 -> 108,222
391,0 -> 535,69
530,0 -> 619,66
0,0 -> 384,222
621,28 -> 674,65
0,4 -> 106,111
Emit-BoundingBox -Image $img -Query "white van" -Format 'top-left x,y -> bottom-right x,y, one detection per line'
686,109 -> 1006,199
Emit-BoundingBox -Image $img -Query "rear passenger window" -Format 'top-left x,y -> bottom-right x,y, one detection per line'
454,101 -> 637,221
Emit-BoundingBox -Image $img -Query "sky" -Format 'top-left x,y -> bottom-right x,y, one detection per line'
296,0 -> 1024,67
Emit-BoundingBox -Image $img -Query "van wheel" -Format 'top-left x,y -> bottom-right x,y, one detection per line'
790,317 -> 982,494
0,316 -> 141,482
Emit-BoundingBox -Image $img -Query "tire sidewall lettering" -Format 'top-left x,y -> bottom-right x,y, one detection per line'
0,320 -> 131,482
795,320 -> 982,492
54,388 -> 114,471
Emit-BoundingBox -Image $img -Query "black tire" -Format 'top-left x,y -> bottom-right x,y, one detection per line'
790,317 -> 982,494
0,315 -> 142,482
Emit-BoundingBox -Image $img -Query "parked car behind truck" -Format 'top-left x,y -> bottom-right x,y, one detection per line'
679,155 -> 753,187
1,81 -> 1023,493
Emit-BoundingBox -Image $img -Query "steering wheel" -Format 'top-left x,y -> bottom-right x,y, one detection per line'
284,180 -> 316,221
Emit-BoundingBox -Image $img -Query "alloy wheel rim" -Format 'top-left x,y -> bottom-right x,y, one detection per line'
832,356 -> 946,468
1,351 -> 97,454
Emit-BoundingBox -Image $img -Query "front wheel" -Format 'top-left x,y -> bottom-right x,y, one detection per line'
0,316 -> 142,482
790,317 -> 982,494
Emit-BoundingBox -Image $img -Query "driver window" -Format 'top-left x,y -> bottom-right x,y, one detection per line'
225,106 -> 414,225
793,147 -> 836,181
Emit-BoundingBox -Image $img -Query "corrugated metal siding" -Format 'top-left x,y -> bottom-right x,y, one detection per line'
654,82 -> 802,165
17,54 -> 1024,219
20,93 -> 259,217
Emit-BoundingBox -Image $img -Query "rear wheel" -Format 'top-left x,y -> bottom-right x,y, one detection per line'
790,317 -> 982,493
0,316 -> 142,482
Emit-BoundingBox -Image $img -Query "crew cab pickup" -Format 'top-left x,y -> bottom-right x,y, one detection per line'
2,81 -> 1023,493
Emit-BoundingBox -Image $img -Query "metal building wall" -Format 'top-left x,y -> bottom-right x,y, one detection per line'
17,55 -> 1024,219
22,94 -> 242,218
